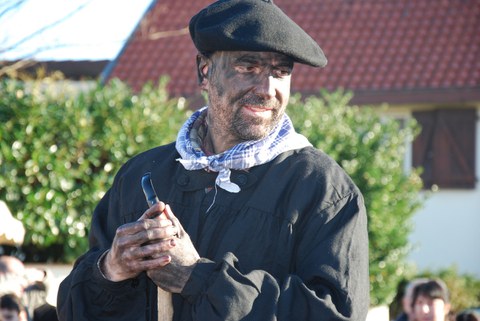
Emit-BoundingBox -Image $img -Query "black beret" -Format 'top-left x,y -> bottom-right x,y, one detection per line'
189,0 -> 327,67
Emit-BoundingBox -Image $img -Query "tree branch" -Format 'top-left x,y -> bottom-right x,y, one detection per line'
0,0 -> 93,55
0,0 -> 27,18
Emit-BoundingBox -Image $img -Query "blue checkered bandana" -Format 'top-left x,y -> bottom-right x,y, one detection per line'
176,106 -> 311,193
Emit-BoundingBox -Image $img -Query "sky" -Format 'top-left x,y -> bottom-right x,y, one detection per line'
0,0 -> 154,61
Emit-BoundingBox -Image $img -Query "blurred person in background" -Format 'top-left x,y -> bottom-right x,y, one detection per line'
410,279 -> 451,321
0,294 -> 28,321
394,278 -> 429,321
0,256 -> 56,321
0,256 -> 27,299
32,302 -> 58,321
0,199 -> 57,321
456,310 -> 480,321
0,201 -> 25,249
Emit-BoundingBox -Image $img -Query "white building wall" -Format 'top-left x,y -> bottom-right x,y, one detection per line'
407,110 -> 480,277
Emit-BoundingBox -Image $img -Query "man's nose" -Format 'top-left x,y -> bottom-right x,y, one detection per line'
421,304 -> 431,314
254,74 -> 276,98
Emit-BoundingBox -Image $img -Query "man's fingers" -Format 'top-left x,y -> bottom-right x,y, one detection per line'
121,238 -> 176,260
117,217 -> 173,236
117,253 -> 172,276
142,239 -> 176,257
104,203 -> 181,282
164,205 -> 186,238
137,202 -> 167,221
117,220 -> 178,248
139,255 -> 172,270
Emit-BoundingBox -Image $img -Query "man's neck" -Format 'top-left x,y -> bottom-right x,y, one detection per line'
201,131 -> 216,156
203,111 -> 240,154
203,128 -> 235,155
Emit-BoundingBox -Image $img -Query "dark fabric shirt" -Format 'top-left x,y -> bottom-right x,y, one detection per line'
57,143 -> 369,321
394,313 -> 409,321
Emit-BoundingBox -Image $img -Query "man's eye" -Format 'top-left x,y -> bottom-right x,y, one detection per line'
236,65 -> 257,73
274,69 -> 291,77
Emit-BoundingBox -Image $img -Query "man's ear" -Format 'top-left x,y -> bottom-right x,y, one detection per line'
444,303 -> 451,316
196,54 -> 210,89
20,310 -> 28,321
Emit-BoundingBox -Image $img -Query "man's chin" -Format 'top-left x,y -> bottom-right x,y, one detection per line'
235,124 -> 273,141
233,110 -> 281,141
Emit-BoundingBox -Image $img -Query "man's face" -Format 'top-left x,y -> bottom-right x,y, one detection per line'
411,295 -> 449,321
203,51 -> 293,146
1,308 -> 20,321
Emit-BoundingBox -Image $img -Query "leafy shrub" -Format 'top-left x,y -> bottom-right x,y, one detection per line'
0,77 -> 188,262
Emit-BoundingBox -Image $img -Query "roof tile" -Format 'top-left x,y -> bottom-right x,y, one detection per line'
107,0 -> 480,101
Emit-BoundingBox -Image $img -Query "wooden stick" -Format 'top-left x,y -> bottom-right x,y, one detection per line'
157,288 -> 173,321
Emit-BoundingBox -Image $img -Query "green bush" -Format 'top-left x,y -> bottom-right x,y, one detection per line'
0,77 -> 188,262
288,90 -> 424,306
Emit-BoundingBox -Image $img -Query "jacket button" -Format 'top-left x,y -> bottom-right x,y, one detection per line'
236,174 -> 248,185
177,175 -> 190,186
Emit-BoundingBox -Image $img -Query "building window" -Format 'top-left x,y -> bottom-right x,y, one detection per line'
412,108 -> 477,189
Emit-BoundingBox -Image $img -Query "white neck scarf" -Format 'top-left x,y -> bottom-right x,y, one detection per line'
175,106 -> 311,192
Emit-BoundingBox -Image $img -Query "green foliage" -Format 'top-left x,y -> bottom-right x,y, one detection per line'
289,90 -> 424,306
0,77 -> 189,262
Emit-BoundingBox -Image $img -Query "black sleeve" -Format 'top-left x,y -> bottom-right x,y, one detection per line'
57,248 -> 150,321
56,189 -> 153,321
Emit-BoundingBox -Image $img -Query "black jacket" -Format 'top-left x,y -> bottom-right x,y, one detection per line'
58,143 -> 369,321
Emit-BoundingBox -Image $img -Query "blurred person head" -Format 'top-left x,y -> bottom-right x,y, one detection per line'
0,256 -> 48,297
456,310 -> 480,321
411,279 -> 450,321
0,201 -> 25,247
402,278 -> 430,320
0,256 -> 25,275
0,256 -> 27,298
0,294 -> 28,321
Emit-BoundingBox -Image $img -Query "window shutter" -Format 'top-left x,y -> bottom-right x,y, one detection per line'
412,109 -> 476,189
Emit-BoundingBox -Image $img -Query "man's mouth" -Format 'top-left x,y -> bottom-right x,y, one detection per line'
244,105 -> 273,113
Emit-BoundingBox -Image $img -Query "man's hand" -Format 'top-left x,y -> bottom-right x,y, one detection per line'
100,202 -> 178,282
147,205 -> 200,293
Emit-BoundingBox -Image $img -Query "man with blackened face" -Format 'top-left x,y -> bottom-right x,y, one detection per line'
198,51 -> 293,153
58,1 -> 370,321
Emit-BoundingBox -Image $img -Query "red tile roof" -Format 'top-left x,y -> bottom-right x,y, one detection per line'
105,0 -> 480,104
